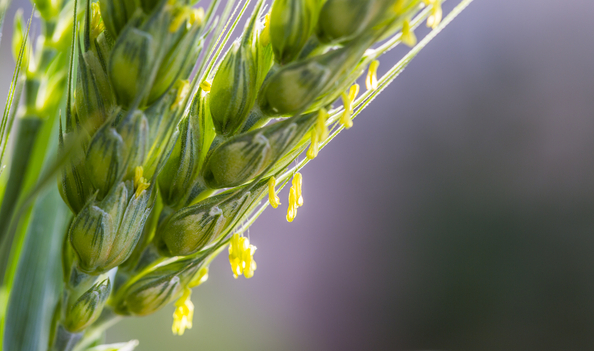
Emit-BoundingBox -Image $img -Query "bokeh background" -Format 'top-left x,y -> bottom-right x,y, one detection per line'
3,0 -> 594,350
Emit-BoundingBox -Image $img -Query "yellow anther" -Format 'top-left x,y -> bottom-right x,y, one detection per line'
260,14 -> 271,47
190,267 -> 209,287
392,0 -> 406,14
293,172 -> 303,206
189,8 -> 205,27
200,80 -> 212,92
90,2 -> 105,39
287,173 -> 303,222
366,60 -> 380,91
316,108 -> 329,140
170,6 -> 203,33
401,20 -> 417,47
171,80 -> 190,111
307,128 -> 319,160
287,187 -> 298,222
340,84 -> 359,129
134,166 -> 150,198
348,84 -> 360,102
308,109 -> 328,159
169,13 -> 187,33
172,287 -> 194,335
268,177 -> 281,208
229,233 -> 257,279
424,0 -> 443,29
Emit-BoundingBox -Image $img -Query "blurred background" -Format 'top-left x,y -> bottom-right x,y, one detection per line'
3,0 -> 594,350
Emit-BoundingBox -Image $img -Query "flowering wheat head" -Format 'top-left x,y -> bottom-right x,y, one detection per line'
0,0 -> 472,349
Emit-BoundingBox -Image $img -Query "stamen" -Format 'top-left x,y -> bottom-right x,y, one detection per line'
200,80 -> 212,92
90,3 -> 105,39
287,187 -> 298,222
172,287 -> 194,335
229,233 -> 257,279
307,129 -> 319,160
171,80 -> 190,110
340,84 -> 359,129
268,177 -> 281,208
366,61 -> 380,91
425,0 -> 443,29
190,267 -> 209,287
286,173 -> 303,222
402,20 -> 417,47
189,8 -> 205,27
260,14 -> 271,47
316,108 -> 329,140
134,166 -> 150,198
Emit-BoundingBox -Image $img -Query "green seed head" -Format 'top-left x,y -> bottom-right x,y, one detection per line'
158,116 -> 201,208
99,0 -> 139,38
116,110 -> 150,179
204,131 -> 273,188
203,113 -> 316,189
317,0 -> 395,43
148,8 -> 203,103
69,182 -> 152,275
155,195 -> 226,257
259,37 -> 371,116
209,41 -> 258,136
84,123 -> 124,199
76,49 -> 116,132
85,110 -> 148,198
269,0 -> 320,64
116,258 -> 201,316
156,180 -> 266,256
108,25 -> 157,108
58,151 -> 94,215
64,278 -> 111,333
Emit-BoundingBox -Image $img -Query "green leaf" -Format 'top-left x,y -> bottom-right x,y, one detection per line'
0,4 -> 30,168
2,186 -> 70,351
0,7 -> 34,245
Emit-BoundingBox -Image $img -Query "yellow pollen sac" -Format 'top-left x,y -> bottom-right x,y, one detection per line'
171,80 -> 190,110
287,173 -> 303,222
268,177 -> 281,208
169,12 -> 187,33
90,3 -> 105,39
200,80 -> 212,92
260,14 -> 271,47
190,267 -> 209,287
287,187 -> 299,222
134,166 -> 150,198
308,109 -> 329,160
401,20 -> 417,47
340,84 -> 359,129
293,172 -> 303,207
424,0 -> 443,29
228,234 -> 257,279
392,0 -> 406,14
190,8 -> 205,27
307,129 -> 319,160
316,108 -> 329,140
366,60 -> 380,91
172,287 -> 194,335
170,6 -> 203,33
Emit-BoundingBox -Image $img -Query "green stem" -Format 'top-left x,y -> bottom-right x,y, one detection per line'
50,325 -> 83,351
